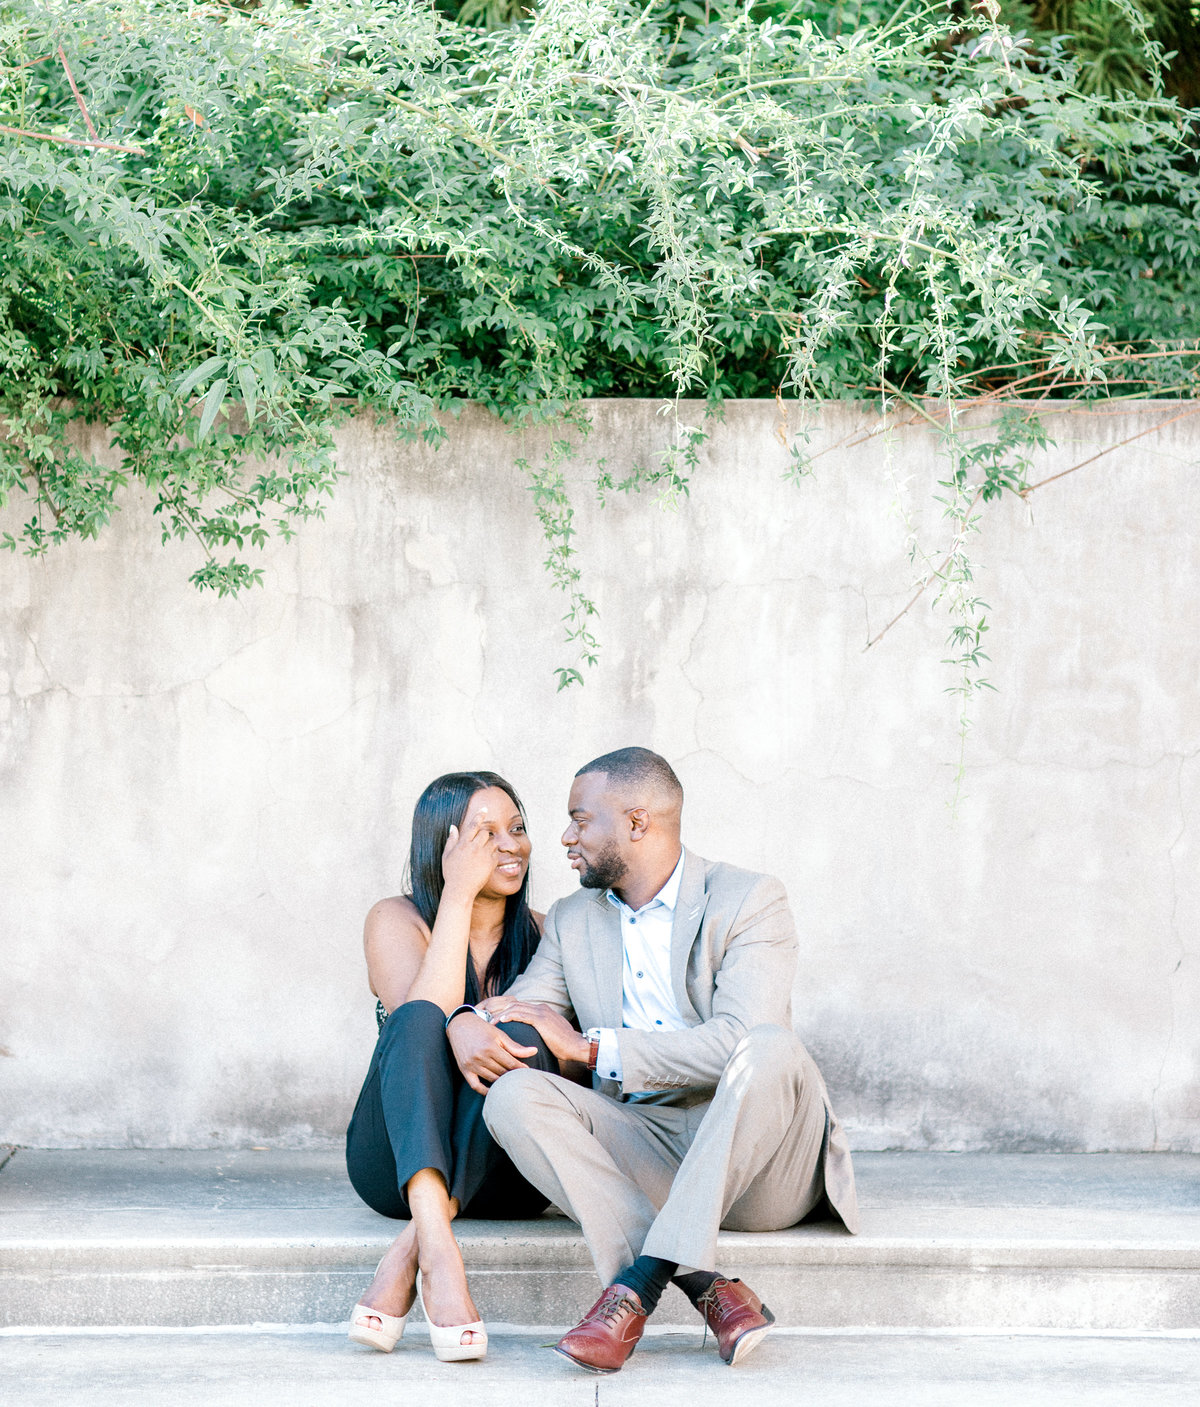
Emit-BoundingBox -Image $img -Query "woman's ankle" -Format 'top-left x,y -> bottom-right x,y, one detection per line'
416,1220 -> 462,1268
418,1243 -> 479,1322
361,1238 -> 419,1313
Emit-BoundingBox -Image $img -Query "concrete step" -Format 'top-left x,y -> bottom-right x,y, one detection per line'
2,1149 -> 1199,1334
3,1327 -> 1200,1407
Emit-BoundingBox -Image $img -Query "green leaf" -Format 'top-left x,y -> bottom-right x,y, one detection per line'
197,378 -> 228,442
165,225 -> 207,271
236,363 -> 258,424
178,357 -> 226,401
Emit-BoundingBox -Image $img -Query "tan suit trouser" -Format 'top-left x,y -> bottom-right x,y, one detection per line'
483,1024 -> 827,1285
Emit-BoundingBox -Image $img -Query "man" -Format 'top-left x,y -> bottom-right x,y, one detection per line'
446,747 -> 857,1373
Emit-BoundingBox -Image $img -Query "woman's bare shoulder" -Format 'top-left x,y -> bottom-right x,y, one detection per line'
364,894 -> 429,939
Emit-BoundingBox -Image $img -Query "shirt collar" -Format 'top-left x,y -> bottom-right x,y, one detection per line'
606,848 -> 685,916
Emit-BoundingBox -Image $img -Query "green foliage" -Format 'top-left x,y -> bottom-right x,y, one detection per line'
1015,0 -> 1200,104
2,0 -> 1199,697
453,0 -> 534,27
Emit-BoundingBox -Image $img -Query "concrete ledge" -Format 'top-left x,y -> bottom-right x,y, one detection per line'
3,1150 -> 1199,1332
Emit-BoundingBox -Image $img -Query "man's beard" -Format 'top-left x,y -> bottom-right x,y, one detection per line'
578,841 -> 628,891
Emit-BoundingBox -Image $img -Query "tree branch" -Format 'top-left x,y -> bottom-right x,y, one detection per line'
1019,404 -> 1200,497
866,402 -> 1200,652
57,45 -> 98,140
32,469 -> 64,525
863,488 -> 983,652
0,123 -> 145,155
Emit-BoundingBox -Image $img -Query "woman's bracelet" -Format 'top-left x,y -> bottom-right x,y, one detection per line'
444,1004 -> 493,1031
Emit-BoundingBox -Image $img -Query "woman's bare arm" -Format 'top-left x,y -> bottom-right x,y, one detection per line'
364,896 -> 433,1015
367,805 -> 502,1016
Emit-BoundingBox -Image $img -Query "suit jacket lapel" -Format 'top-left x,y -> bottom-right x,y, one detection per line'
586,889 -> 624,1030
669,848 -> 708,1023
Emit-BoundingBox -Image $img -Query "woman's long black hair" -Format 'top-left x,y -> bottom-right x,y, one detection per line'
406,771 -> 541,1005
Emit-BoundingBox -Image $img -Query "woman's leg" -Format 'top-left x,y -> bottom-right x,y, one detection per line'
452,1020 -> 556,1218
343,1007 -> 558,1334
345,1000 -> 459,1213
351,1218 -> 421,1329
409,1022 -> 556,1341
408,1168 -> 482,1343
344,1000 -> 461,1326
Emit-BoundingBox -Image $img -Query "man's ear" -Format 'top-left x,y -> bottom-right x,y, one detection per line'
627,806 -> 650,841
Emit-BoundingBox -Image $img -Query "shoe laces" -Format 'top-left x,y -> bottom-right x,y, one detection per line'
697,1276 -> 738,1321
589,1286 -> 642,1329
696,1275 -> 739,1350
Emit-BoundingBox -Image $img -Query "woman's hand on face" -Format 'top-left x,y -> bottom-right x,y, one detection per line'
441,807 -> 499,901
487,1000 -> 590,1065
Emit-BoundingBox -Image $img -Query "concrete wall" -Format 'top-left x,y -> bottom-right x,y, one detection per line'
1,401 -> 1196,1151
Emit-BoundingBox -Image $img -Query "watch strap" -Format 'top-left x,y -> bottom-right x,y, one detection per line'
445,1004 -> 484,1031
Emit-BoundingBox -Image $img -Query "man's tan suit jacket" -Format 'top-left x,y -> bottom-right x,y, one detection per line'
506,846 -> 860,1233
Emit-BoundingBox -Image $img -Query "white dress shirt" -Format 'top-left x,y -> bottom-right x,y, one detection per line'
594,850 -> 689,1088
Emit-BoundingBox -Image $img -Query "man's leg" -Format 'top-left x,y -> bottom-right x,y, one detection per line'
641,1024 -> 827,1262
482,1065 -> 687,1285
628,1025 -> 828,1366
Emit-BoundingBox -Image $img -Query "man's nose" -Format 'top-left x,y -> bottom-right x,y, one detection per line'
561,823 -> 577,846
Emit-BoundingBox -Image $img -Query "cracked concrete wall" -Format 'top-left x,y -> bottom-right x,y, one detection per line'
1,401 -> 1197,1150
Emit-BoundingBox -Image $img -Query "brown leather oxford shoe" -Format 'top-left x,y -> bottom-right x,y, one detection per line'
553,1283 -> 648,1374
697,1276 -> 776,1365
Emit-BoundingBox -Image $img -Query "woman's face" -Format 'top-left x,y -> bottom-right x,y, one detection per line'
467,785 -> 532,901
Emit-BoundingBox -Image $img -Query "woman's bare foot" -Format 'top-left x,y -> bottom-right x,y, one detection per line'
357,1220 -> 419,1332
418,1229 -> 484,1345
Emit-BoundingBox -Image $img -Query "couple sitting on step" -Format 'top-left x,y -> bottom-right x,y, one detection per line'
345,746 -> 858,1373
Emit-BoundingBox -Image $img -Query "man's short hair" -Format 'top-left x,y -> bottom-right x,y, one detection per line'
575,747 -> 684,806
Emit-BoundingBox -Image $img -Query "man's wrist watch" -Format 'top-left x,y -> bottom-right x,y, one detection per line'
585,1026 -> 601,1071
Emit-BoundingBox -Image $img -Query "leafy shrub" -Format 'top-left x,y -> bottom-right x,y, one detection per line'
1,0 -> 1198,603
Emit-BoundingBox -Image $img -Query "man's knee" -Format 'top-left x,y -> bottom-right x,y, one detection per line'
727,1024 -> 809,1086
482,1064 -> 557,1138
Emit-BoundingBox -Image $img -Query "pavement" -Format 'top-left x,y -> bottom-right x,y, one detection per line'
4,1326 -> 1200,1407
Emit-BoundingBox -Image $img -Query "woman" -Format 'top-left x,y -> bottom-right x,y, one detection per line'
345,771 -> 557,1361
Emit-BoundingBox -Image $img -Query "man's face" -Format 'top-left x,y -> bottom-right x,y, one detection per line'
562,770 -> 629,890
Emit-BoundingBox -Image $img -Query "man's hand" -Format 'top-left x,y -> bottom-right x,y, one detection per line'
446,1013 -> 539,1096
482,1000 -> 590,1065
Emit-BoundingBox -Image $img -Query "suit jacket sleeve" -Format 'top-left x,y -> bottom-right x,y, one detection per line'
501,900 -> 577,1021
615,875 -> 797,1094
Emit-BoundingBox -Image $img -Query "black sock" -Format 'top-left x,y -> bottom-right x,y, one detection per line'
673,1269 -> 719,1309
613,1255 -> 677,1315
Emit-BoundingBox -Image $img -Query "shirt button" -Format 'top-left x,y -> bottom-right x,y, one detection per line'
655,1019 -> 663,1025
628,916 -> 635,924
636,971 -> 643,979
